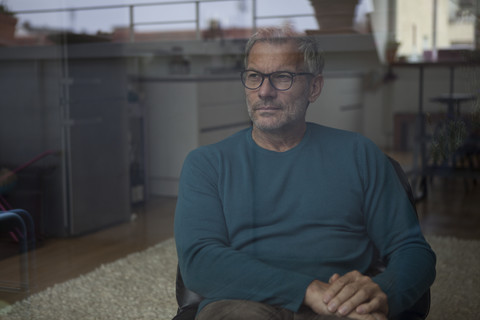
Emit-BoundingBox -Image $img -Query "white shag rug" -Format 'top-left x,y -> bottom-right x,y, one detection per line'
0,235 -> 479,320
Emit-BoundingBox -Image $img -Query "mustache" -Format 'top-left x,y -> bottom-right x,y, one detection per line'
251,99 -> 283,110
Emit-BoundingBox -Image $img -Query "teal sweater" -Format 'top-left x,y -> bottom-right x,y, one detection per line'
174,123 -> 436,317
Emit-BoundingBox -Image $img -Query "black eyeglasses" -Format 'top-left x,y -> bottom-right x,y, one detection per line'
240,70 -> 314,91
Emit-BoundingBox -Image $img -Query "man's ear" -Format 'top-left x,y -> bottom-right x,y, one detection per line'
308,75 -> 324,103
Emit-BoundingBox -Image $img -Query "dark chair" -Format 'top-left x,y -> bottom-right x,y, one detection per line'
172,156 -> 431,320
173,266 -> 203,320
0,209 -> 35,293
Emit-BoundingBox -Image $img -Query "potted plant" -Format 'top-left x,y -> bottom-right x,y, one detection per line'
309,0 -> 358,33
0,3 -> 18,40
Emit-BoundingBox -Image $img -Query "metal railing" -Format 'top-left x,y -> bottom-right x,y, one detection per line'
12,0 -> 315,42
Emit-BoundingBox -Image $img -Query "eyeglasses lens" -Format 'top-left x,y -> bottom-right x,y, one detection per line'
242,71 -> 293,91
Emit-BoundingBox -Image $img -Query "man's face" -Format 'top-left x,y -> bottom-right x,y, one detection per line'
245,41 -> 316,133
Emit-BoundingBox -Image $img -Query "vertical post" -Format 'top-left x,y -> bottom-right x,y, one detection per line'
252,0 -> 257,34
129,5 -> 135,43
418,65 -> 428,199
196,1 -> 201,40
432,0 -> 438,61
449,66 -> 455,96
388,0 -> 397,38
58,31 -> 74,233
387,0 -> 398,63
476,0 -> 480,50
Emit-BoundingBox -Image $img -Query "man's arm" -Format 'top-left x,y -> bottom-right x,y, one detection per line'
355,137 -> 436,317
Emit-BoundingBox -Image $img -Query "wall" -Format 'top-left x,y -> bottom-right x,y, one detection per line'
143,80 -> 198,196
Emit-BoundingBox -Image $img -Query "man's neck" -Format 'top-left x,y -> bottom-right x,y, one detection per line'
252,123 -> 307,152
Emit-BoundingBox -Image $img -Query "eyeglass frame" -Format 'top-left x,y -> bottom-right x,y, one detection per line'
240,69 -> 315,91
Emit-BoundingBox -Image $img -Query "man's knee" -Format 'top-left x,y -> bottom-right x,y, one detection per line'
196,300 -> 290,320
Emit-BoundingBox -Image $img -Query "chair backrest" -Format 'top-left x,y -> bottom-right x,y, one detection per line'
172,156 -> 430,320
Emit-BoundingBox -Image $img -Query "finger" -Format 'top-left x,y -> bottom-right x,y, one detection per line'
329,273 -> 340,284
355,293 -> 388,315
330,277 -> 385,315
356,299 -> 378,314
323,271 -> 361,304
324,271 -> 366,308
333,285 -> 371,315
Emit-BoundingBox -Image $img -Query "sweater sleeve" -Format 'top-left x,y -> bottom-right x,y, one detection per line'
174,148 -> 315,312
357,137 -> 436,317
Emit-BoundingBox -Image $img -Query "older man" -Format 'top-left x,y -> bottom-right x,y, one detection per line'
174,27 -> 435,320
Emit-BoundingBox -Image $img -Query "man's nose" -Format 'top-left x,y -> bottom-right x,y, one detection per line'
258,77 -> 277,98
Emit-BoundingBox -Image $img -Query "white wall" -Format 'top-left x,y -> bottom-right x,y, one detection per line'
143,77 -> 250,196
307,75 -> 364,134
144,81 -> 198,196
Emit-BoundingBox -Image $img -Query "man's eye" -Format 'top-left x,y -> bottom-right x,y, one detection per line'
248,73 -> 261,80
274,73 -> 292,81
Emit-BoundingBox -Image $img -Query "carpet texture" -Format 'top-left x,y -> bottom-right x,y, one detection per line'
0,235 -> 478,320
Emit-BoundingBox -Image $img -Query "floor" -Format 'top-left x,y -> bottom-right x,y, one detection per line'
417,177 -> 480,239
1,173 -> 479,309
0,196 -> 176,306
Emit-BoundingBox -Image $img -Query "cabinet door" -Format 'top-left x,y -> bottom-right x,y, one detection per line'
65,58 -> 130,235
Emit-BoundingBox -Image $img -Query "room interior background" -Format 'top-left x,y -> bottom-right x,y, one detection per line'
0,0 -> 479,314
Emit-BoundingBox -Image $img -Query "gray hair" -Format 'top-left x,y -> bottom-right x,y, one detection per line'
244,26 -> 324,75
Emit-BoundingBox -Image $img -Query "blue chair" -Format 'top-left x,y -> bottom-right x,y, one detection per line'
0,209 -> 35,293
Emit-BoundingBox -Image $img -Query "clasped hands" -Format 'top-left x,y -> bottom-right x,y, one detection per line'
304,271 -> 388,320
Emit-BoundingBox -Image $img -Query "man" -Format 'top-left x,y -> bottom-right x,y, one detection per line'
174,26 -> 436,320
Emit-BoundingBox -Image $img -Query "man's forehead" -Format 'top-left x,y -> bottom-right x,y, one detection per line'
248,42 -> 303,69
